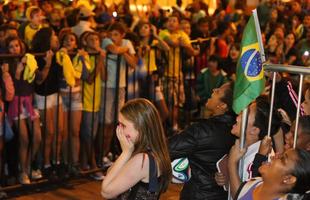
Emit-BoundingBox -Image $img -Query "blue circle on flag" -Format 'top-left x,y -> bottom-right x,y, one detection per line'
240,49 -> 262,77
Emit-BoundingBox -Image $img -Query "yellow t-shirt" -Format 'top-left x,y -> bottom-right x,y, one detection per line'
24,24 -> 42,49
159,29 -> 191,77
143,40 -> 158,73
82,56 -> 101,112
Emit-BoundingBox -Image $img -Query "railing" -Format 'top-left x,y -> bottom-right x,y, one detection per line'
264,64 -> 310,147
0,39 -> 211,196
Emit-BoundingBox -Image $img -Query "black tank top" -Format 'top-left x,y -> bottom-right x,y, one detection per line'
116,153 -> 161,200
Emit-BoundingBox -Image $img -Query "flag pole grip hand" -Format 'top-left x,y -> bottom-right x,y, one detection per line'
258,136 -> 272,156
228,140 -> 247,165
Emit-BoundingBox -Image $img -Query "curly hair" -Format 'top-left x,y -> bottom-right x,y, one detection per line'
31,27 -> 53,52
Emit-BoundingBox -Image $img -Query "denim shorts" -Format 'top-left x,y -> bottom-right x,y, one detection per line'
35,93 -> 62,110
61,92 -> 82,112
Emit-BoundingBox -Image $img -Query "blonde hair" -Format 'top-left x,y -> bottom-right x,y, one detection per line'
120,98 -> 172,192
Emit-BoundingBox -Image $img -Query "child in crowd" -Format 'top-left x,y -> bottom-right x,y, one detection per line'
23,6 -> 43,49
58,31 -> 83,174
0,25 -> 19,53
5,36 -> 42,184
159,14 -> 196,132
179,19 -> 200,119
222,43 -> 240,80
191,17 -> 211,74
32,27 -> 64,177
101,98 -> 172,199
135,21 -> 169,121
196,55 -> 228,118
101,22 -> 136,165
80,31 -> 105,180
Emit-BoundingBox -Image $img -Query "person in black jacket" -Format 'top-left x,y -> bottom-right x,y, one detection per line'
169,81 -> 236,200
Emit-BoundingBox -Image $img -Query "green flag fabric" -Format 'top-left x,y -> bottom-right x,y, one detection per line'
232,14 -> 265,114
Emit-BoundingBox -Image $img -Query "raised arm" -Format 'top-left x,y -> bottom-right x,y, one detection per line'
228,139 -> 247,198
35,50 -> 53,85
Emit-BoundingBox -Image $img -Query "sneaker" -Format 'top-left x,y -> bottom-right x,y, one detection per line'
90,171 -> 105,181
31,169 -> 43,180
42,166 -> 58,181
19,172 -> 31,185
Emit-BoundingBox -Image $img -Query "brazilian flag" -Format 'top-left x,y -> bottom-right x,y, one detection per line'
233,14 -> 265,114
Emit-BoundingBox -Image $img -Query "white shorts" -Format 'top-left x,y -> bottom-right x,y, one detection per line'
35,93 -> 63,110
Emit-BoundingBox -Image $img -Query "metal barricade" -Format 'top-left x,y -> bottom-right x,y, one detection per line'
0,51 -> 108,195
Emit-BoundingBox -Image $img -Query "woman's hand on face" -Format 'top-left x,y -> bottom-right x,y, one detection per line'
116,125 -> 134,155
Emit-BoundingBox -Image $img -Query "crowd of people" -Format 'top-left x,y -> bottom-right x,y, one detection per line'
0,0 -> 309,199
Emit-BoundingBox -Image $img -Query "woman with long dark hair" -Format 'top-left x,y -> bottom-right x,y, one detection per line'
32,27 -> 64,177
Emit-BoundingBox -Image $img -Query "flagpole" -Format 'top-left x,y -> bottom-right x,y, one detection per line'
293,74 -> 304,148
238,108 -> 248,181
253,9 -> 265,63
267,71 -> 276,139
231,9 -> 267,199
253,9 -> 273,139
238,9 -> 266,177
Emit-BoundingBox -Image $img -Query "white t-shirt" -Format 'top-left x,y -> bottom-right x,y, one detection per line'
242,140 -> 275,181
101,38 -> 136,88
71,21 -> 94,38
